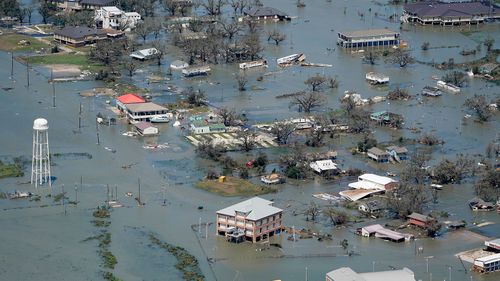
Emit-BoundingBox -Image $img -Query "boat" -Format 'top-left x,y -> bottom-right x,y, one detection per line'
430,184 -> 443,190
239,59 -> 268,69
150,115 -> 170,123
182,66 -> 211,77
436,80 -> 460,93
365,72 -> 389,84
260,173 -> 284,184
170,60 -> 189,70
421,86 -> 442,97
277,53 -> 305,66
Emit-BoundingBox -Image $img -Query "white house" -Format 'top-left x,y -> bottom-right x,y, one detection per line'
339,174 -> 397,201
95,6 -> 141,30
309,160 -> 338,174
326,267 -> 415,281
134,121 -> 158,136
130,48 -> 160,60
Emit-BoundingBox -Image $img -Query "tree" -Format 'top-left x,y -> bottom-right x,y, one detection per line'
123,59 -> 138,77
242,33 -> 263,60
400,151 -> 430,185
421,42 -> 430,51
162,0 -> 180,16
24,7 -> 33,24
418,133 -> 442,146
475,167 -> 500,202
442,71 -> 466,87
304,201 -> 320,221
386,48 -> 414,67
195,141 -> 226,160
387,87 -> 411,100
290,92 -> 326,113
235,73 -> 248,91
362,52 -> 378,65
357,133 -> 377,152
38,1 -> 55,24
237,130 -> 257,152
324,207 -> 347,226
327,76 -> 339,89
432,155 -> 475,184
464,94 -> 493,122
386,183 -> 430,218
152,40 -> 168,66
270,122 -> 295,145
347,110 -> 370,133
267,29 -> 286,45
216,107 -> 238,126
0,0 -> 20,18
184,87 -> 207,107
484,36 -> 495,53
201,0 -> 225,15
135,20 -> 152,43
304,74 -> 327,91
89,40 -> 124,73
220,18 -> 241,40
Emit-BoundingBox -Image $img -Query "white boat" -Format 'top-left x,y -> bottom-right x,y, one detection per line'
260,173 -> 283,184
239,59 -> 268,69
150,115 -> 170,123
277,53 -> 305,66
421,86 -> 442,97
436,80 -> 460,93
182,66 -> 211,77
365,72 -> 389,84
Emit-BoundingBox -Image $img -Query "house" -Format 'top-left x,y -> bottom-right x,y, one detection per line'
407,212 -> 436,229
216,197 -> 283,243
337,29 -> 400,48
123,102 -> 168,122
53,26 -> 107,47
130,48 -> 159,60
340,174 -> 397,201
358,200 -> 384,216
473,253 -> 500,273
326,267 -> 416,281
365,72 -> 389,84
190,120 -> 226,134
243,7 -> 291,21
95,6 -> 141,30
134,122 -> 158,136
402,2 -> 500,26
367,147 -> 390,163
469,197 -> 495,211
310,160 -> 338,174
485,238 -> 500,252
116,93 -> 145,113
479,63 -> 499,75
51,0 -> 117,11
356,224 -> 413,242
386,146 -> 408,161
305,150 -> 338,162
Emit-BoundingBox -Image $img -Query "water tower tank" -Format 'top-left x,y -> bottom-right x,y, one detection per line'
33,118 -> 49,130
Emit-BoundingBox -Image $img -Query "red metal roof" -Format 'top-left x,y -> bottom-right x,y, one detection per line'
116,93 -> 145,104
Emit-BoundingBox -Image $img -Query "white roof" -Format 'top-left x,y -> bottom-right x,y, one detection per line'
359,174 -> 396,185
348,174 -> 396,190
216,197 -> 282,221
130,48 -> 159,59
102,6 -> 122,13
124,12 -> 141,17
339,189 -> 383,201
326,267 -> 415,281
475,253 -> 500,264
362,224 -> 384,234
310,160 -> 338,172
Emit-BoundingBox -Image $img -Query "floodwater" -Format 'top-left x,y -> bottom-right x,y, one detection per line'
1,1 -> 499,281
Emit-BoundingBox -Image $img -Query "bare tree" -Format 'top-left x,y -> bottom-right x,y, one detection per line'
290,92 -> 326,113
184,87 -> 207,106
399,151 -> 430,185
443,71 -> 466,87
475,167 -> 500,202
217,107 -> 238,126
135,20 -> 152,43
267,29 -> 286,45
152,40 -> 168,66
386,48 -> 414,68
304,201 -> 320,221
362,52 -> 378,65
484,36 -> 495,52
270,122 -> 295,144
219,18 -> 241,40
327,76 -> 339,89
324,207 -> 347,226
386,183 -> 430,218
304,74 -> 327,91
162,0 -> 180,16
201,0 -> 225,15
242,33 -> 263,60
24,7 -> 33,24
387,87 -> 411,101
123,59 -> 138,77
464,94 -> 493,122
237,129 -> 257,152
235,73 -> 248,91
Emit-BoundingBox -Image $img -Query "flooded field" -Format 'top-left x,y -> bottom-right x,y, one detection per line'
1,1 -> 499,281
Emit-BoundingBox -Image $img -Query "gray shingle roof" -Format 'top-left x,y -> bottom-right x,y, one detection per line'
80,0 -> 115,6
54,26 -> 104,39
404,2 -> 495,17
244,7 -> 288,17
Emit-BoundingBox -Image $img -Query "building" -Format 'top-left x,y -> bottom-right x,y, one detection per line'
386,146 -> 408,161
52,0 -> 116,11
115,93 -> 145,113
358,200 -> 384,216
309,160 -> 338,174
357,224 -> 413,242
216,197 -> 283,243
402,1 -> 500,26
340,174 -> 397,201
407,212 -> 436,228
243,7 -> 291,21
365,72 -> 389,84
123,102 -> 168,122
130,48 -> 159,60
485,238 -> 500,252
474,253 -> 500,273
95,6 -> 141,30
326,266 -> 416,281
190,120 -> 226,134
367,147 -> 390,163
337,29 -> 400,48
53,26 -> 107,47
134,122 -> 158,136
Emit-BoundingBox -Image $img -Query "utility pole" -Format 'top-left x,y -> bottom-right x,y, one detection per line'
80,175 -> 83,192
62,184 -> 66,215
78,102 -> 82,132
137,177 -> 142,205
95,117 -> 100,145
115,185 -> 118,200
106,184 -> 110,207
26,60 -> 29,87
11,52 -> 14,78
305,266 -> 308,281
74,184 -> 78,205
51,69 -> 56,108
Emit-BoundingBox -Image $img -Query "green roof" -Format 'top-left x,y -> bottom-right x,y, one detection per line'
208,123 -> 226,130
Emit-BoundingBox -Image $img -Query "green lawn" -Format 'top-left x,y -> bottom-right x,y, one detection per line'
0,34 -> 51,52
25,53 -> 104,71
0,161 -> 23,179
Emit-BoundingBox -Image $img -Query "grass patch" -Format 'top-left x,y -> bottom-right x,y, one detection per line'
92,220 -> 111,227
0,161 -> 23,178
100,250 -> 117,269
93,206 -> 111,218
23,53 -> 104,72
149,234 -> 204,281
103,271 -> 122,281
0,33 -> 51,52
194,176 -> 276,197
108,82 -> 148,94
52,192 -> 67,203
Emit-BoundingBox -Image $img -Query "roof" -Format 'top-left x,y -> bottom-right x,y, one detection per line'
101,6 -> 122,13
125,102 -> 167,112
370,111 -> 389,117
310,159 -> 338,172
130,48 -> 159,60
408,212 -> 434,223
386,146 -> 408,154
404,2 -> 496,18
362,224 -> 384,234
54,26 -> 104,39
367,147 -> 389,156
80,0 -> 115,6
208,123 -> 226,130
475,253 -> 500,264
216,197 -> 283,221
134,121 -> 155,130
339,29 -> 399,38
374,228 -> 406,241
244,7 -> 288,17
485,238 -> 500,250
359,174 -> 396,185
116,93 -> 145,104
326,267 -> 415,281
339,189 -> 383,201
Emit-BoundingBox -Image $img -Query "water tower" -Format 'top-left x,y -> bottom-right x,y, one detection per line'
31,118 -> 51,188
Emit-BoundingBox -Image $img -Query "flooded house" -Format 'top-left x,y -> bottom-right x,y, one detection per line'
357,224 -> 413,243
115,93 -> 145,113
182,66 -> 211,77
239,59 -> 268,70
421,86 -> 442,97
216,197 -> 283,243
243,7 -> 291,21
358,200 -> 384,217
337,29 -> 400,48
94,6 -> 141,30
53,26 -> 108,47
469,198 -> 495,211
386,146 -> 408,162
402,1 -> 500,25
367,147 -> 390,163
309,159 -> 338,174
437,80 -> 460,93
130,48 -> 159,61
365,72 -> 389,85
51,0 -> 117,11
326,266 -> 416,281
340,174 -> 397,201
190,120 -> 226,134
123,102 -> 168,123
407,212 -> 436,229
133,122 -> 158,136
